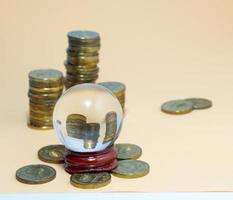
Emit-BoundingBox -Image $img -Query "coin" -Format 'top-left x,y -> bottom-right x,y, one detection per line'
112,160 -> 149,178
38,145 -> 65,164
185,98 -> 212,109
67,45 -> 100,53
99,82 -> 126,96
115,143 -> 142,160
29,69 -> 63,82
161,99 -> 193,114
29,86 -> 64,93
67,30 -> 100,43
16,164 -> 56,184
67,55 -> 99,65
70,172 -> 111,189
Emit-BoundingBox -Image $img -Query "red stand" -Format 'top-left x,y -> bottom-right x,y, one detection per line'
64,146 -> 118,174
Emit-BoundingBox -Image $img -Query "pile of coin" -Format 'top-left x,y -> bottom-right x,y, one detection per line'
65,30 -> 101,89
99,82 -> 126,111
161,98 -> 212,115
28,69 -> 64,130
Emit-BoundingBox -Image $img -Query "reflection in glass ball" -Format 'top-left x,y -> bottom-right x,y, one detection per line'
53,83 -> 123,152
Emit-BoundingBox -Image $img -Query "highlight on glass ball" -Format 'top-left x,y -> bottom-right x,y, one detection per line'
53,83 -> 123,153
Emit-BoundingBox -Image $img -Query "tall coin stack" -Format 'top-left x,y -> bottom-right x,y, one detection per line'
28,69 -> 64,130
65,30 -> 101,89
99,82 -> 126,111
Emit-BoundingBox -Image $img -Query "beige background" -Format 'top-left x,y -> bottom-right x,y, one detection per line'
0,0 -> 233,193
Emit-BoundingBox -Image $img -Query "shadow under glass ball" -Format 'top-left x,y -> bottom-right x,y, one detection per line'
53,83 -> 123,153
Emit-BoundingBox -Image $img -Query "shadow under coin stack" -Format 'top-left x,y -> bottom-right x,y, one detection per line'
65,30 -> 101,89
28,69 -> 64,130
99,82 -> 126,111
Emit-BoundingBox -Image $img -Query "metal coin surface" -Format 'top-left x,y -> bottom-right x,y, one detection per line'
70,172 -> 111,189
29,69 -> 63,82
98,82 -> 126,96
67,45 -> 100,53
112,160 -> 150,178
38,145 -> 65,164
115,143 -> 142,160
29,86 -> 63,93
67,30 -> 100,43
185,98 -> 212,109
16,164 -> 56,184
161,99 -> 193,114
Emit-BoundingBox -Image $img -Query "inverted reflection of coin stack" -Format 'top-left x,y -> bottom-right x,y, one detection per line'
84,123 -> 100,149
65,30 -> 101,89
99,82 -> 126,111
103,111 -> 117,144
66,114 -> 87,139
28,69 -> 64,130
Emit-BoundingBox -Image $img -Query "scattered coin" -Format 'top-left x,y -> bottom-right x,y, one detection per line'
161,99 -> 193,114
185,98 -> 212,109
115,143 -> 142,160
16,164 -> 56,184
112,160 -> 150,178
38,145 -> 66,164
70,172 -> 111,189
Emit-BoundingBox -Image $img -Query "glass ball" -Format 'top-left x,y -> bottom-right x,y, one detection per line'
53,83 -> 123,153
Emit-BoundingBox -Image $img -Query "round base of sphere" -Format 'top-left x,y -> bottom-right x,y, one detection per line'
64,146 -> 118,174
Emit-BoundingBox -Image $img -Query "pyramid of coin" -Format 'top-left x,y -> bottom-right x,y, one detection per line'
28,69 -> 64,130
99,82 -> 126,111
65,31 -> 100,89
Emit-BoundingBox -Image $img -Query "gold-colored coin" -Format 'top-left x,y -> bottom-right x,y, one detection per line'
161,99 -> 193,115
98,82 -> 126,96
67,55 -> 99,65
29,86 -> 64,93
29,69 -> 63,83
67,45 -> 100,53
38,145 -> 65,164
28,121 -> 53,130
70,172 -> 111,189
29,80 -> 63,88
112,160 -> 150,178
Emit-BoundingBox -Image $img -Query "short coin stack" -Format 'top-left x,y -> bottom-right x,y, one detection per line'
99,82 -> 126,111
65,30 -> 101,89
28,69 -> 64,130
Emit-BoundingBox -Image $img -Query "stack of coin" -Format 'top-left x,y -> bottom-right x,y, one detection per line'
28,69 -> 64,130
99,82 -> 126,110
65,30 -> 101,89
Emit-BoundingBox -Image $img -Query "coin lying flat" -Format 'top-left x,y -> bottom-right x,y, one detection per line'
16,164 -> 56,184
70,172 -> 111,189
67,31 -> 100,43
38,145 -> 66,164
99,82 -> 126,96
115,143 -> 142,160
112,160 -> 150,178
29,69 -> 63,82
161,99 -> 193,114
185,98 -> 212,109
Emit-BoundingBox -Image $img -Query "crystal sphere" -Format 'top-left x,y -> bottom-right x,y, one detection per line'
53,83 -> 123,153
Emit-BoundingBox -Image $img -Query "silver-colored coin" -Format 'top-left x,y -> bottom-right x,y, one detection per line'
112,160 -> 150,178
161,99 -> 193,114
67,30 -> 100,43
29,69 -> 63,82
185,98 -> 212,109
115,143 -> 142,160
16,164 -> 56,184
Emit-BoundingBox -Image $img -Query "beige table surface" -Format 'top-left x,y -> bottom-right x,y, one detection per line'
1,0 -> 233,193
